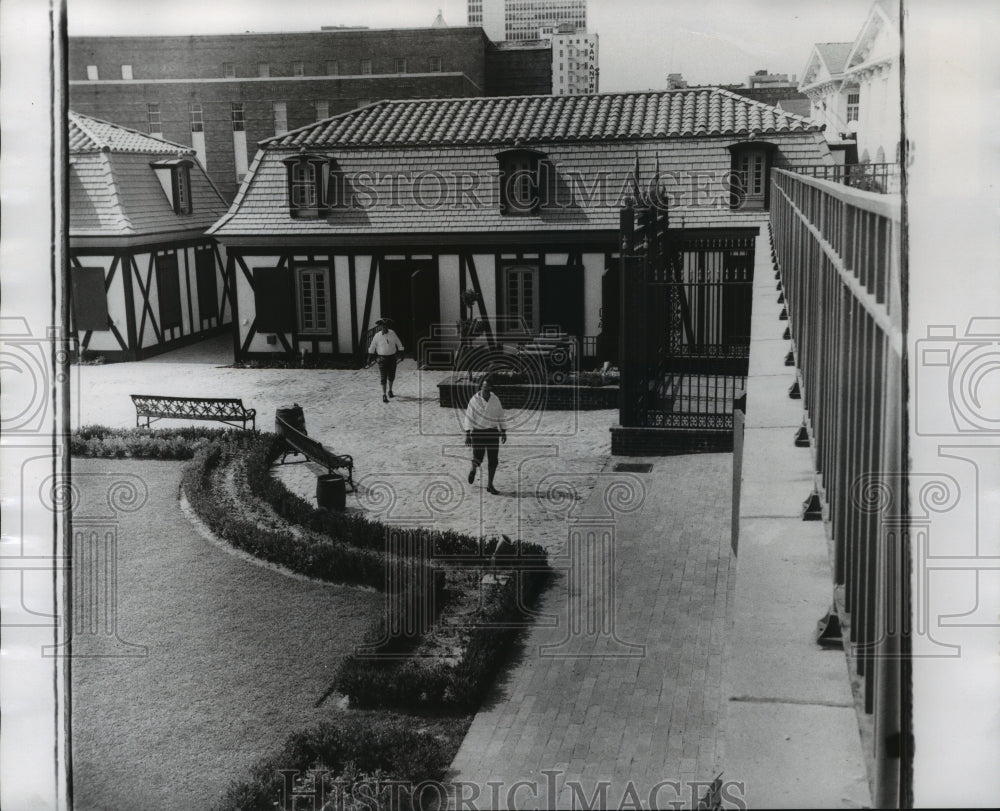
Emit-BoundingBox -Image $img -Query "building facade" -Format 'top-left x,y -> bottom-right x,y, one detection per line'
469,0 -> 587,42
486,40 -> 554,96
205,89 -> 830,365
70,27 -> 548,202
800,42 -> 856,142
68,112 -> 232,361
799,0 -> 900,163
543,26 -> 598,95
842,0 -> 900,164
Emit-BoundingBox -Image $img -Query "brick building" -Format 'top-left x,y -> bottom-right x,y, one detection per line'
69,27 -> 550,202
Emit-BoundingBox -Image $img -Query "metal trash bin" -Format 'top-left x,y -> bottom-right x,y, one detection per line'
275,404 -> 306,436
316,473 -> 346,511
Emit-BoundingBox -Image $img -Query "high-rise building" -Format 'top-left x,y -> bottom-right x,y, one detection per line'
542,24 -> 598,95
469,0 -> 587,43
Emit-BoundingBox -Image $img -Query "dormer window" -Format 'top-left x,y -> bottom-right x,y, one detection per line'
728,142 -> 777,211
283,153 -> 346,218
496,148 -> 546,216
150,158 -> 194,214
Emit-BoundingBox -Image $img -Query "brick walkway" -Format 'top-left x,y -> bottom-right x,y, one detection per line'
447,453 -> 735,810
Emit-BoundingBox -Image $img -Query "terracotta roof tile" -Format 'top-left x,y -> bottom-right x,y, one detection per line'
267,88 -> 817,152
69,111 -> 193,155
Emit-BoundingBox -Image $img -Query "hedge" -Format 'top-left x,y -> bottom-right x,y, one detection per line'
246,433 -> 547,563
186,434 -> 552,713
336,554 -> 550,712
212,713 -> 456,811
71,425 -> 239,460
182,442 -> 389,590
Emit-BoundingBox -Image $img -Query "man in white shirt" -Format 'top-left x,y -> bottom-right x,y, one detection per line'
367,318 -> 405,403
463,376 -> 507,495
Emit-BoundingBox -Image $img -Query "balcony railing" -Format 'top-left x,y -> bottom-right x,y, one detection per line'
787,162 -> 900,195
770,169 -> 904,806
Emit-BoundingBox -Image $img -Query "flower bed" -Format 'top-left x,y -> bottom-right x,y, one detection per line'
437,373 -> 619,410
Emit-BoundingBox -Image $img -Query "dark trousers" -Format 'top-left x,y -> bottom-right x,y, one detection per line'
470,429 -> 500,474
377,355 -> 398,385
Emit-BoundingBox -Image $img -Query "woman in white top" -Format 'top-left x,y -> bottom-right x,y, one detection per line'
464,376 -> 507,494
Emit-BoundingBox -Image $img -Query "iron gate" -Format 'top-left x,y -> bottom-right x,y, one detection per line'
619,205 -> 755,429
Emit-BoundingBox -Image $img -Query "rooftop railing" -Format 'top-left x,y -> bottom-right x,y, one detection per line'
770,168 -> 904,806
786,162 -> 901,195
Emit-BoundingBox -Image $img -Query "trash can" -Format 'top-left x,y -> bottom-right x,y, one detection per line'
316,473 -> 346,511
275,404 -> 306,436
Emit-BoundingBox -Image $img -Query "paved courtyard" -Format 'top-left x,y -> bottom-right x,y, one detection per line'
76,338 -> 612,553
73,339 -> 737,808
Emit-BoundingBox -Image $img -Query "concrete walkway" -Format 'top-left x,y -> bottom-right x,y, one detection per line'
722,231 -> 870,808
447,453 -> 735,810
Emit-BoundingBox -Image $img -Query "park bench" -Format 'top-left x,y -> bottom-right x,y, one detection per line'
131,394 -> 256,431
274,412 -> 355,492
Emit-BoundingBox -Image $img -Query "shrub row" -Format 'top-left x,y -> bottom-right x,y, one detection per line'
71,425 -> 239,460
246,433 -> 549,563
336,558 -> 550,713
186,434 -> 552,711
212,713 -> 456,811
182,442 -> 390,590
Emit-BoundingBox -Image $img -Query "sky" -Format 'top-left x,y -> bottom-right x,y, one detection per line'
66,0 -> 875,91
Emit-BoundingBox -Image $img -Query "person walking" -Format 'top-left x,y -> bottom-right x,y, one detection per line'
464,375 -> 507,495
367,318 -> 404,403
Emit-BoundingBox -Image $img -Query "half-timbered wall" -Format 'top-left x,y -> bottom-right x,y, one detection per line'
226,244 -> 612,362
69,240 -> 231,361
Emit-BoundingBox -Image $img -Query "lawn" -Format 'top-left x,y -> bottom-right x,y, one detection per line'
69,458 -> 382,811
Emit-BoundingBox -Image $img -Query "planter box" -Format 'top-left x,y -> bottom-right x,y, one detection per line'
438,375 -> 619,411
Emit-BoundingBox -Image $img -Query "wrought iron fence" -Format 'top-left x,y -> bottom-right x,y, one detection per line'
770,168 -> 904,805
618,205 -> 754,430
787,162 -> 900,195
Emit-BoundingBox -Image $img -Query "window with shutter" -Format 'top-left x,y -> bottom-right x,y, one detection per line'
155,254 -> 183,330
253,267 -> 295,332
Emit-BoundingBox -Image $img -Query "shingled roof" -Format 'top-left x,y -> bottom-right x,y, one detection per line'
69,111 -> 227,240
69,111 -> 194,155
264,88 -> 819,150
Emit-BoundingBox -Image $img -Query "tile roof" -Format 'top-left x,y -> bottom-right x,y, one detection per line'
264,88 -> 819,150
210,131 -> 832,239
69,111 -> 193,155
69,111 -> 228,239
814,43 -> 854,76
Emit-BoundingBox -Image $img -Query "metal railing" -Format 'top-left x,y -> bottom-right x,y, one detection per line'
770,168 -> 905,806
787,162 -> 900,195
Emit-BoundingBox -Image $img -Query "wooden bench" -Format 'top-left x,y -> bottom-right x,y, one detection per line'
131,394 -> 256,431
274,413 -> 355,491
